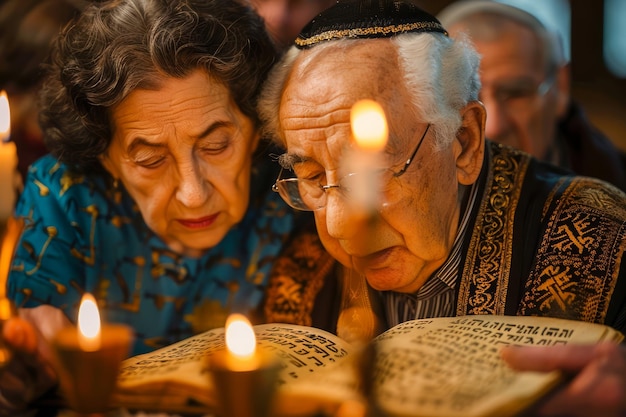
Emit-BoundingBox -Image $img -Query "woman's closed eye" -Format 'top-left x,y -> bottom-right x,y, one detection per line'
133,150 -> 167,169
197,138 -> 230,156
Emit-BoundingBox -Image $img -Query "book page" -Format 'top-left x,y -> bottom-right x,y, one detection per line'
255,324 -> 354,383
115,315 -> 623,416
117,326 -> 226,391
373,315 -> 623,417
115,323 -> 353,402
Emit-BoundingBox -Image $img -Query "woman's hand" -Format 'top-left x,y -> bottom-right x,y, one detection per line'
501,342 -> 626,417
0,305 -> 69,415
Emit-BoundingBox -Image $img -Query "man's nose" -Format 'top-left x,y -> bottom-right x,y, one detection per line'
323,191 -> 373,240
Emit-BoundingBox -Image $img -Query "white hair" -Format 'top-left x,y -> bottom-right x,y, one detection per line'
258,31 -> 482,151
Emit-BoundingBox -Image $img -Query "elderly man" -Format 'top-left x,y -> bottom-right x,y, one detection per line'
258,0 -> 626,415
437,0 -> 626,192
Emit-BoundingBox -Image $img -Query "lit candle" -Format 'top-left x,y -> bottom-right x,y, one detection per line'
51,293 -> 133,414
208,314 -> 280,417
0,91 -> 10,141
347,99 -> 389,209
0,91 -> 19,223
77,293 -> 102,351
224,313 -> 259,371
350,99 -> 388,152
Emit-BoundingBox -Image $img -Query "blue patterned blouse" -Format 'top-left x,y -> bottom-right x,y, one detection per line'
7,153 -> 297,355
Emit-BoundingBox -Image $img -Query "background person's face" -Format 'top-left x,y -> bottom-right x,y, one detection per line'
102,71 -> 258,257
279,43 -> 468,294
251,0 -> 335,48
449,21 -> 561,160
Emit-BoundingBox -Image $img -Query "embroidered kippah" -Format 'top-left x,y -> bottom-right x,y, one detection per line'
295,0 -> 448,49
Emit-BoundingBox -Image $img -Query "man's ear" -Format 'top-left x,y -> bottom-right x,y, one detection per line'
455,101 -> 486,185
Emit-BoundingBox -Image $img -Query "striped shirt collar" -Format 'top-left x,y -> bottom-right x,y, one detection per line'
383,180 -> 479,326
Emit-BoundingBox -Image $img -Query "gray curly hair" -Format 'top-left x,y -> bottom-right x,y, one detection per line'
40,0 -> 279,172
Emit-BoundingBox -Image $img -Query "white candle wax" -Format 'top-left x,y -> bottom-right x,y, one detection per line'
347,99 -> 389,209
0,91 -> 18,223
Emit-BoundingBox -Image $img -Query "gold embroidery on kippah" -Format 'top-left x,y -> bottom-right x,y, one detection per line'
295,22 -> 447,47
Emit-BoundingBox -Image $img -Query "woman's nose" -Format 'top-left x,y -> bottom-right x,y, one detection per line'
175,161 -> 211,207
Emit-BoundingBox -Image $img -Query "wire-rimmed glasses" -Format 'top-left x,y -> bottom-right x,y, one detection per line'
272,124 -> 431,211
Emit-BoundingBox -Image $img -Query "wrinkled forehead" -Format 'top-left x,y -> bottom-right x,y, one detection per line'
302,40 -> 395,73
279,41 -> 419,158
282,40 -> 403,119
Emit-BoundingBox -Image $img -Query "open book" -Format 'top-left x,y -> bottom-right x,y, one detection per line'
113,315 -> 623,417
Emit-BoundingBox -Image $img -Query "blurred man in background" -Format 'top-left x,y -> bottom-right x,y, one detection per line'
438,0 -> 626,191
249,0 -> 336,49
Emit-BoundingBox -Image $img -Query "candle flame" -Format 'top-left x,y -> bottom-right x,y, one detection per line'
225,314 -> 256,357
78,293 -> 101,339
0,91 -> 10,141
350,99 -> 388,151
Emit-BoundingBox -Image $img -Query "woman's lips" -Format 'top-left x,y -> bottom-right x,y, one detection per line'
177,213 -> 219,229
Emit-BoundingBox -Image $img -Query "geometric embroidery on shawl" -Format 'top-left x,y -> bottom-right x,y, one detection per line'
457,142 -> 530,316
264,225 -> 336,326
518,178 -> 626,323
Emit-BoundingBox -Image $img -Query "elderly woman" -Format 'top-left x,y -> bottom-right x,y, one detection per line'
0,0 -> 338,412
258,0 -> 626,415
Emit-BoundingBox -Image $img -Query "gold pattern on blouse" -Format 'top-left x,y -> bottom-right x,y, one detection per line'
25,226 -> 57,276
33,179 -> 49,197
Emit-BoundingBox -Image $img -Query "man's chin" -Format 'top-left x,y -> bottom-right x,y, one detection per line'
335,252 -> 422,293
362,268 -> 418,294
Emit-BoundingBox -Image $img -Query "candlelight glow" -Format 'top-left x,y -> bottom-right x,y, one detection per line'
350,99 -> 388,151
78,293 -> 101,351
0,91 -> 9,141
225,314 -> 256,358
0,90 -> 17,222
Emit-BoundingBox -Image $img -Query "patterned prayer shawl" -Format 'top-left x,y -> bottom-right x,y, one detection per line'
458,141 -> 626,331
265,220 -> 337,328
